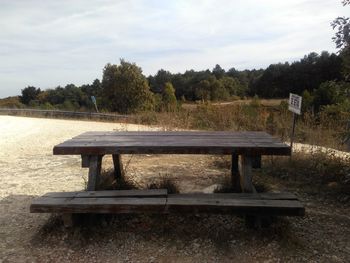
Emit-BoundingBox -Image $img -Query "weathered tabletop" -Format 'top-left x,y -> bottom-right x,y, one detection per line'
53,131 -> 290,192
53,131 -> 291,155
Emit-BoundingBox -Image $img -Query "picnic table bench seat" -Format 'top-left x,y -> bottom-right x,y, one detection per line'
30,189 -> 305,226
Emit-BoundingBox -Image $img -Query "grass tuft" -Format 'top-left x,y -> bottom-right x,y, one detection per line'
147,174 -> 180,194
97,168 -> 139,191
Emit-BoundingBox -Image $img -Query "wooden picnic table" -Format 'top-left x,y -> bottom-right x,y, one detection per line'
53,131 -> 291,192
32,131 -> 303,228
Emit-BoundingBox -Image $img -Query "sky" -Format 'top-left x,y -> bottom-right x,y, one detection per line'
0,0 -> 348,98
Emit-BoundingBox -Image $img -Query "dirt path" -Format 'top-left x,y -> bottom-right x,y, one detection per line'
0,116 -> 349,263
292,142 -> 350,159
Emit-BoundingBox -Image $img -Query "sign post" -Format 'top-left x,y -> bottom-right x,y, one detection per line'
91,96 -> 99,113
288,93 -> 302,157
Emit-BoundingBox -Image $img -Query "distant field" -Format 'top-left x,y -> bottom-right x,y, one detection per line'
182,98 -> 286,109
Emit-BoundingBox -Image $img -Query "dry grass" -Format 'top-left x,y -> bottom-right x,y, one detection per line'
261,149 -> 350,201
147,174 -> 180,194
97,168 -> 140,191
210,145 -> 350,198
213,173 -> 271,194
182,98 -> 286,109
263,150 -> 350,186
135,102 -> 349,151
96,169 -> 180,194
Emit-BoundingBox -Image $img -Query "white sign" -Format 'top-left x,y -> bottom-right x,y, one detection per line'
288,93 -> 302,115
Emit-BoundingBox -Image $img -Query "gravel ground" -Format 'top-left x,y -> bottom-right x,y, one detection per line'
0,116 -> 349,263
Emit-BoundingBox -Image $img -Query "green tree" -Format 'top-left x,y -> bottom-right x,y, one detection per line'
313,81 -> 347,110
332,0 -> 350,50
81,79 -> 101,97
148,69 -> 173,93
162,82 -> 177,111
195,80 -> 211,101
20,86 -> 41,105
212,64 -> 225,79
219,76 -> 246,97
210,78 -> 229,101
301,89 -> 314,113
101,60 -> 154,113
249,53 -> 342,98
332,1 -> 350,80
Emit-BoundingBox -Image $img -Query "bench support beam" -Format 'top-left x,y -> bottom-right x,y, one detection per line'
231,154 -> 241,192
239,155 -> 254,193
252,155 -> 262,169
112,154 -> 124,180
62,213 -> 73,228
81,155 -> 90,168
87,155 -> 103,191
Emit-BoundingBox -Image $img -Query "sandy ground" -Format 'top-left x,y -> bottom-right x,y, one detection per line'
0,116 -> 349,263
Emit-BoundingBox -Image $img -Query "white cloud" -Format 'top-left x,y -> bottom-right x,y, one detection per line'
0,0 -> 348,97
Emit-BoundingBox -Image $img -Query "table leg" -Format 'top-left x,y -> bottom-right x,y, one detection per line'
239,154 -> 261,227
112,154 -> 124,180
62,213 -> 73,228
231,154 -> 241,192
238,154 -> 254,193
87,155 -> 103,190
252,155 -> 262,169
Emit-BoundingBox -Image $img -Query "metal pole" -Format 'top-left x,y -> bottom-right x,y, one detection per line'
94,103 -> 99,113
290,113 -> 296,159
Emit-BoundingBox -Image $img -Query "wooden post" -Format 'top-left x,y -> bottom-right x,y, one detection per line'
81,155 -> 90,168
238,154 -> 254,193
87,155 -> 103,191
112,154 -> 124,180
62,213 -> 73,228
231,154 -> 241,192
239,154 -> 259,226
252,155 -> 262,169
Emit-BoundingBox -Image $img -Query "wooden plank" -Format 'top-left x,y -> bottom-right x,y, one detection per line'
72,133 -> 277,138
30,197 -> 167,213
31,192 -> 304,216
87,155 -> 102,191
56,140 -> 258,146
167,192 -> 298,200
54,131 -> 291,156
166,195 -> 305,216
68,138 -> 262,144
72,133 -> 274,139
42,191 -> 297,200
239,155 -> 254,193
112,154 -> 124,180
73,131 -> 272,137
53,145 -> 291,155
42,189 -> 168,198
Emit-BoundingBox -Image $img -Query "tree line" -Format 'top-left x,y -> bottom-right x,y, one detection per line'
13,49 -> 348,114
